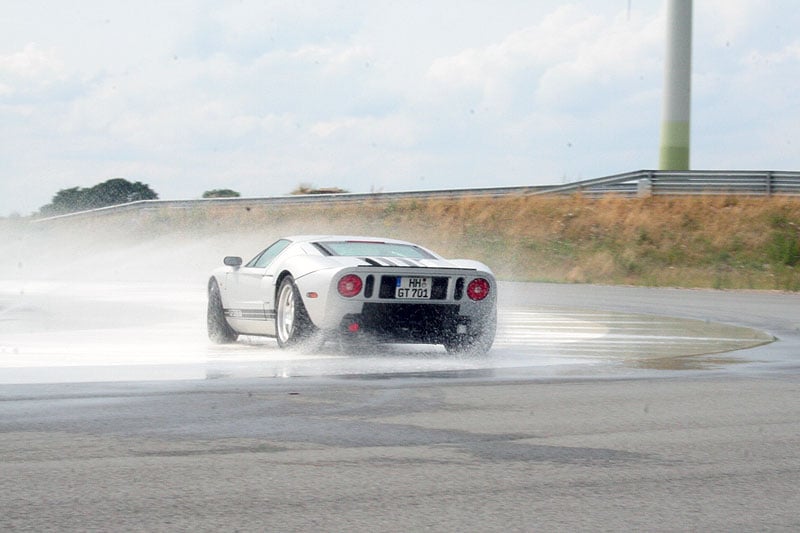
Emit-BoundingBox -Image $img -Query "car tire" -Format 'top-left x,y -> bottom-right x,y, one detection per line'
275,275 -> 317,349
207,279 -> 238,344
444,310 -> 496,356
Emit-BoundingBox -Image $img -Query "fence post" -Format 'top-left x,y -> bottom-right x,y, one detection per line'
638,178 -> 653,198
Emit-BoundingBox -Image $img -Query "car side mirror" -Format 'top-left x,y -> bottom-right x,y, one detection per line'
224,256 -> 243,267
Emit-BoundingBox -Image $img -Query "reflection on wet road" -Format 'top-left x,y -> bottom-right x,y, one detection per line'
497,308 -> 772,363
0,280 -> 773,384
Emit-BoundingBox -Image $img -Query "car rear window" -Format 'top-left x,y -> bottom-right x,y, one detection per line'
318,241 -> 435,259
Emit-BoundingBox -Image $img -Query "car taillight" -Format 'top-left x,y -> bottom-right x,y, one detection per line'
467,278 -> 490,301
337,274 -> 363,297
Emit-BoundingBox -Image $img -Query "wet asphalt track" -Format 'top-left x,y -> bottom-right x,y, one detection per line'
1,281 -> 799,530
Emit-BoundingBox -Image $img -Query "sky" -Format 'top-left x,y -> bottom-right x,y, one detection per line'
1,1 -> 798,216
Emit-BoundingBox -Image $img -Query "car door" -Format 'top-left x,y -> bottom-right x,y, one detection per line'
225,239 -> 291,335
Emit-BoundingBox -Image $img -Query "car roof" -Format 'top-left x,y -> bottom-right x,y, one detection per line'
285,235 -> 417,246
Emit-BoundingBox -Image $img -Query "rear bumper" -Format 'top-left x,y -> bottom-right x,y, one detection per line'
338,302 -> 488,344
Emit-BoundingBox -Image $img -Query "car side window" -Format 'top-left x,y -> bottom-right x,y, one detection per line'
246,239 -> 291,268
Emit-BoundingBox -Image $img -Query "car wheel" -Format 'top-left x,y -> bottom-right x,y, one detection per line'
207,279 -> 238,344
275,275 -> 317,348
444,311 -> 496,356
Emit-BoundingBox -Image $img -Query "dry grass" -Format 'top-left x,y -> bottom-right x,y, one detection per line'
14,194 -> 800,290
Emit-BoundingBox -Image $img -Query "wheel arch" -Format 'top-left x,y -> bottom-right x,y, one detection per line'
275,270 -> 294,302
208,274 -> 227,303
207,274 -> 238,343
275,269 -> 330,329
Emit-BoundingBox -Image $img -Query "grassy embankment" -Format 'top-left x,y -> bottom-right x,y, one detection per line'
7,194 -> 800,291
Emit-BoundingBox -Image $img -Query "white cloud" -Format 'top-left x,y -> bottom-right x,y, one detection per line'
696,0 -> 760,47
310,115 -> 417,147
0,43 -> 61,77
744,41 -> 800,67
425,4 -> 663,115
0,44 -> 70,100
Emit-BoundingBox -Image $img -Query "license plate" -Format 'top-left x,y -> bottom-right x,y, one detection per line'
395,276 -> 431,299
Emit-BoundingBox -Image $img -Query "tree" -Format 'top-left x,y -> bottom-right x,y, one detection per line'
40,178 -> 158,215
45,187 -> 85,214
202,189 -> 241,198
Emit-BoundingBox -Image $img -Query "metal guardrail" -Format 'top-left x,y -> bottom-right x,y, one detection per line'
34,170 -> 800,222
536,170 -> 800,197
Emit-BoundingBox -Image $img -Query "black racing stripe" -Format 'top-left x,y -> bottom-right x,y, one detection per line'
225,309 -> 272,321
398,258 -> 423,267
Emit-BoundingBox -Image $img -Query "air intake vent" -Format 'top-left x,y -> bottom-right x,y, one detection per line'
364,275 -> 375,298
454,277 -> 465,300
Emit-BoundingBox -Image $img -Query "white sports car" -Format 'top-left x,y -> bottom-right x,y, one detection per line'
207,235 -> 497,353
